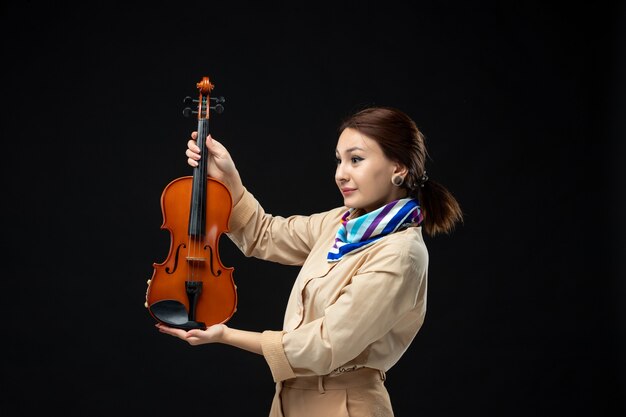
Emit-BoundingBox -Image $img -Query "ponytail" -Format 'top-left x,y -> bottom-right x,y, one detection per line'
417,179 -> 463,237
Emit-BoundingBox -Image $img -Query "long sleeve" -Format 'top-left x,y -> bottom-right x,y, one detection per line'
227,188 -> 345,266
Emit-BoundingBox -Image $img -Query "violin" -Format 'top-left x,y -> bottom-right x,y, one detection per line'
145,76 -> 237,330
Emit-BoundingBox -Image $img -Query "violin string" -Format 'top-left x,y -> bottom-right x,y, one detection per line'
188,96 -> 202,284
202,99 -> 210,284
195,96 -> 210,284
194,102 -> 207,284
197,110 -> 207,284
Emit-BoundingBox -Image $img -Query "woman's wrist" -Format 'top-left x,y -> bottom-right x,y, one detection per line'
218,325 -> 263,355
218,324 -> 230,343
230,180 -> 245,206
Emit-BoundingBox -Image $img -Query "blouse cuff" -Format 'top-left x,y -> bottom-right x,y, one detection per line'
228,188 -> 257,232
261,330 -> 296,382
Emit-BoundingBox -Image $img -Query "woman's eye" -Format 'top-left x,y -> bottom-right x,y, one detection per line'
335,156 -> 363,165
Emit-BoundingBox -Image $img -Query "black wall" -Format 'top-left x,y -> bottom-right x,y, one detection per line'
3,2 -> 624,416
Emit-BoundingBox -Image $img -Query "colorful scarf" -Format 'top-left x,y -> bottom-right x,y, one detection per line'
327,198 -> 423,262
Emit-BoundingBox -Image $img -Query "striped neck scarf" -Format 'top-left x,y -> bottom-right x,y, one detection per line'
327,198 -> 423,263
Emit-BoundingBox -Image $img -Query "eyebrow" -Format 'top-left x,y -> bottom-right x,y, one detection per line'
335,146 -> 365,154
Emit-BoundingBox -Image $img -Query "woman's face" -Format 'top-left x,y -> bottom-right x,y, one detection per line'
335,128 -> 407,213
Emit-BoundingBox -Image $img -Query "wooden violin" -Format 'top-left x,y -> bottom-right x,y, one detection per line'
145,76 -> 237,330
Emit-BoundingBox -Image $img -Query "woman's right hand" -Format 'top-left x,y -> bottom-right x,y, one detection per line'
186,132 -> 245,206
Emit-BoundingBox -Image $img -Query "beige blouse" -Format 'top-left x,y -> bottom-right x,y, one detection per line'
227,189 -> 429,383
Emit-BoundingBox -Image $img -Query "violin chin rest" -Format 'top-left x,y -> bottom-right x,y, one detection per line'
149,300 -> 206,330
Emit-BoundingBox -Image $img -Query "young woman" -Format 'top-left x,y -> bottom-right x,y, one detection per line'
156,106 -> 463,416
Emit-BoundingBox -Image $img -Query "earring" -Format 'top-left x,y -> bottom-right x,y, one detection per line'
391,175 -> 404,186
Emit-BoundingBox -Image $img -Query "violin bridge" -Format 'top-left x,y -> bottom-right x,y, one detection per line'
186,256 -> 206,262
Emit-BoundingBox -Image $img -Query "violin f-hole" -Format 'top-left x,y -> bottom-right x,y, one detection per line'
204,244 -> 222,277
165,243 -> 186,274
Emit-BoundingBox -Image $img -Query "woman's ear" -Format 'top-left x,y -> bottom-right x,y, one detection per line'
393,163 -> 409,177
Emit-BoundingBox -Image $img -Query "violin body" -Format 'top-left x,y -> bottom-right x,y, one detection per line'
146,76 -> 236,330
147,176 -> 237,328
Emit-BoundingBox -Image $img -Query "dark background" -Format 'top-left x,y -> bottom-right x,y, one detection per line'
2,2 -> 624,416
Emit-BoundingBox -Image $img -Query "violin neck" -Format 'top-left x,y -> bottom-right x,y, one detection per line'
189,118 -> 210,238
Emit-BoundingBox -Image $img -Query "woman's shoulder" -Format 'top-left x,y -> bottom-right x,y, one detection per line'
370,227 -> 428,261
353,229 -> 428,279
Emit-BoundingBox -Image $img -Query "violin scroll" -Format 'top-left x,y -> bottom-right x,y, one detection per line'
182,76 -> 226,118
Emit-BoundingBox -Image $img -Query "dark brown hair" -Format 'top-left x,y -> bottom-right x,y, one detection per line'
339,106 -> 463,237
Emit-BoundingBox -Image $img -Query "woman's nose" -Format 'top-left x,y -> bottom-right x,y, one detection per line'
335,164 -> 348,183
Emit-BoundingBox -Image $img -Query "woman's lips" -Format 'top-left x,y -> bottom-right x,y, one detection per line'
341,188 -> 356,196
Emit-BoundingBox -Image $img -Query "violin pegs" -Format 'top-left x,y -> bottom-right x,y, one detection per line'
211,104 -> 224,114
183,96 -> 193,105
183,107 -> 193,118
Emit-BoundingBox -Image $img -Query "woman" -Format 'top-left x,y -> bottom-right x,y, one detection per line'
156,106 -> 463,416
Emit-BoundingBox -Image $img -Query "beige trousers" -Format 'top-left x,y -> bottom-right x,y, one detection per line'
268,368 -> 394,417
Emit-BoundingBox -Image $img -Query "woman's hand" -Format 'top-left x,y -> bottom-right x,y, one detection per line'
155,322 -> 226,346
156,323 -> 263,355
186,132 -> 245,205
